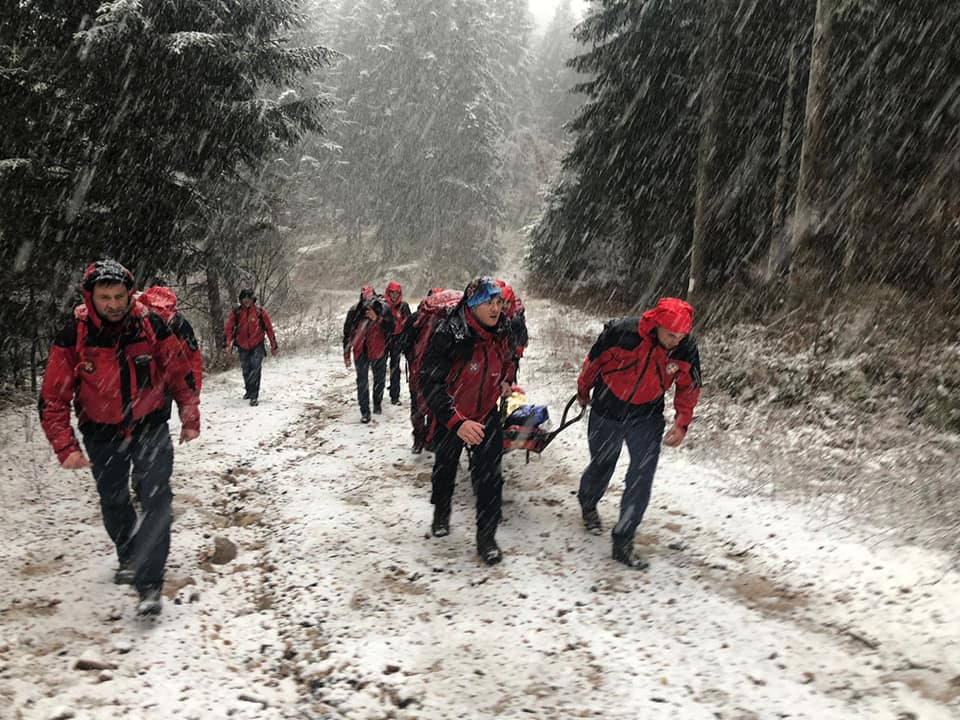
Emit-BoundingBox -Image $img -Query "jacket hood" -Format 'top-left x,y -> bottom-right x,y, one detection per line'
385,281 -> 403,302
639,297 -> 694,336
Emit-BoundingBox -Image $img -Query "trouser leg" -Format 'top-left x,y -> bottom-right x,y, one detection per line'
355,356 -> 370,415
83,432 -> 136,565
471,412 -> 504,538
389,343 -> 402,402
431,424 -> 464,516
247,343 -> 265,399
129,424 -> 175,590
612,416 -> 665,542
577,411 -> 627,511
371,356 -> 387,411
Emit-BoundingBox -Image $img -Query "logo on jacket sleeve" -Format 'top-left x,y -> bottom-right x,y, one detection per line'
467,360 -> 481,374
666,362 -> 679,376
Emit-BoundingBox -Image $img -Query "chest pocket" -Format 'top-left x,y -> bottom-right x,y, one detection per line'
125,337 -> 158,392
133,353 -> 154,390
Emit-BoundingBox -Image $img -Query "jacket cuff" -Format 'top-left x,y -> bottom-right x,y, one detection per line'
179,404 -> 201,432
55,441 -> 81,464
445,410 -> 467,431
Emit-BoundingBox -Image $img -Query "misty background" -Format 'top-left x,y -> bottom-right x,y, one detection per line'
2,0 -> 959,439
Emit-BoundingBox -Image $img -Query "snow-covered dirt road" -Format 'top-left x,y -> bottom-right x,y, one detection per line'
1,296 -> 958,720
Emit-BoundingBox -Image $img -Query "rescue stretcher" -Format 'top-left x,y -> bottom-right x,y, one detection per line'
501,393 -> 585,463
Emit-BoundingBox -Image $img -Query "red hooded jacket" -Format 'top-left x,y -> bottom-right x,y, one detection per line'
225,303 -> 277,351
577,298 -> 701,429
342,287 -> 394,361
40,280 -> 201,463
385,281 -> 412,337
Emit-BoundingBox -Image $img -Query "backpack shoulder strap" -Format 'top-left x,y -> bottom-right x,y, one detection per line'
75,317 -> 88,356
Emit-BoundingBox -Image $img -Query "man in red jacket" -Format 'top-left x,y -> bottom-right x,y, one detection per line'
224,289 -> 278,406
38,260 -> 201,616
420,277 -> 514,565
576,297 -> 702,570
384,281 -> 412,406
343,286 -> 394,423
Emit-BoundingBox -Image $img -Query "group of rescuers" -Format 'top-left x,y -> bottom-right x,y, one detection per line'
38,260 -> 701,616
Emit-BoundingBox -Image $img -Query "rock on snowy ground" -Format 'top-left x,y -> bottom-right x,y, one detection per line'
0,294 -> 957,720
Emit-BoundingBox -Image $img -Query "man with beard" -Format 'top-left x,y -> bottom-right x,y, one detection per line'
39,260 -> 201,615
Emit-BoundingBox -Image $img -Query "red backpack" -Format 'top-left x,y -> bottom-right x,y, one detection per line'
137,286 -> 203,393
409,289 -> 462,394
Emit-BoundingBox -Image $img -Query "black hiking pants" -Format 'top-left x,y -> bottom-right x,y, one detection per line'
431,411 -> 504,538
355,354 -> 386,415
82,422 -> 174,592
238,342 -> 266,400
388,339 -> 404,403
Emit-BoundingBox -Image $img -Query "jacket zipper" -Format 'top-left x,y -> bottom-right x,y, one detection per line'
117,338 -> 133,429
655,361 -> 666,392
627,345 -> 656,403
476,344 -> 489,416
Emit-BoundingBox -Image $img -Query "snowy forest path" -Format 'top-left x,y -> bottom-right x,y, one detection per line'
1,301 -> 958,719
249,299 -> 960,719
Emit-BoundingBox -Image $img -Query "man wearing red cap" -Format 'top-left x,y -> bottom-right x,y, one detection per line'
576,297 -> 702,569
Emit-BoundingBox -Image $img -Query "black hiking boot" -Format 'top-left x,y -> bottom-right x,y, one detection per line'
391,398 -> 401,406
361,412 -> 371,423
582,507 -> 603,536
612,539 -> 649,570
242,391 -> 250,400
477,531 -> 503,565
136,587 -> 163,616
249,398 -> 259,406
114,561 -> 135,586
431,505 -> 450,537
411,440 -> 424,455
373,404 -> 382,414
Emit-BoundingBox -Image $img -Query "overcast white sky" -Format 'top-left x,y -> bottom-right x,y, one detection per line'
528,0 -> 587,30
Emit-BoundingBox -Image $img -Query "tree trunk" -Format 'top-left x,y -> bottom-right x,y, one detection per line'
29,285 -> 38,393
843,27 -> 889,284
767,34 -> 800,282
689,1 -> 726,306
206,262 -> 227,351
788,0 -> 836,301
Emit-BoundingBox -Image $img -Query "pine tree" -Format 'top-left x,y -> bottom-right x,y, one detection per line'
1,0 -> 334,377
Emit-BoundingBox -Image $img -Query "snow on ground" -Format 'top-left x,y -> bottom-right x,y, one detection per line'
1,296 -> 958,720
